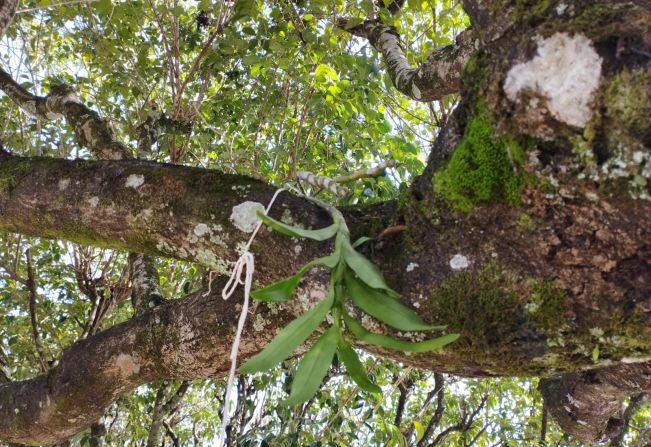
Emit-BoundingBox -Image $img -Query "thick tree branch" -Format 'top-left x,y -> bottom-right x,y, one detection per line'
0,67 -> 133,160
0,285 -> 248,445
540,363 -> 651,443
337,19 -> 476,101
0,0 -> 18,40
0,154 -> 338,283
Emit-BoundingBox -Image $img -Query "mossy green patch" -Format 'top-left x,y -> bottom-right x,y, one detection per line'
516,213 -> 538,231
424,264 -> 580,374
604,68 -> 651,139
524,280 -> 568,332
0,158 -> 38,192
433,105 -> 526,212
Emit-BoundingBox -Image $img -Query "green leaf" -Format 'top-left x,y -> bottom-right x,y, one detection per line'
414,420 -> 425,441
343,313 -> 459,353
351,236 -> 373,248
252,253 -> 340,302
342,240 -> 398,297
344,270 -> 441,332
337,339 -> 381,394
283,325 -> 339,406
239,293 -> 334,374
251,274 -> 302,302
258,211 -> 339,241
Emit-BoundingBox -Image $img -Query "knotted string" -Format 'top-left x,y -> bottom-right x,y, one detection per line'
216,188 -> 284,447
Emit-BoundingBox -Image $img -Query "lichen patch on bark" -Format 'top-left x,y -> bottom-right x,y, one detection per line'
503,32 -> 602,128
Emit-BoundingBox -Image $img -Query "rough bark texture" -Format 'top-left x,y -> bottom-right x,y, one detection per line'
0,0 -> 18,40
0,67 -> 133,160
339,19 -> 476,101
0,0 -> 649,444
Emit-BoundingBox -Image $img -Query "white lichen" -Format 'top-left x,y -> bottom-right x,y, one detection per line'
405,262 -> 419,272
115,353 -> 140,377
125,174 -> 145,189
87,196 -> 100,208
230,201 -> 266,233
193,223 -> 210,237
503,32 -> 602,128
58,178 -> 70,191
411,83 -> 422,100
449,254 -> 470,271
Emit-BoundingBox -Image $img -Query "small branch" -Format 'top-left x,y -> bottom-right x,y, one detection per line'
418,374 -> 445,447
0,343 -> 12,382
394,375 -> 414,427
0,67 -> 133,160
16,0 -> 97,14
334,160 -> 397,184
25,248 -> 48,372
336,18 -> 476,102
129,253 -> 165,316
609,393 -> 650,447
540,406 -> 547,446
163,420 -> 181,447
146,383 -> 170,447
146,380 -> 189,447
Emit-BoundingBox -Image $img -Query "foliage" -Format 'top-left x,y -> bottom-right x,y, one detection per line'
242,205 -> 458,404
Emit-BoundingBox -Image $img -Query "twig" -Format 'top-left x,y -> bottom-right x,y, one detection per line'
16,0 -> 96,14
25,249 -> 48,372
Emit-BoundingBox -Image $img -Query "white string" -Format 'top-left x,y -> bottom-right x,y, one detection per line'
216,188 -> 284,447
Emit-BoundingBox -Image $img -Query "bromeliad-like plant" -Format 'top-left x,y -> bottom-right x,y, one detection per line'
239,202 -> 458,405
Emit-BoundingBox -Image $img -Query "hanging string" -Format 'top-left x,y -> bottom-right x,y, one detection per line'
216,188 -> 284,447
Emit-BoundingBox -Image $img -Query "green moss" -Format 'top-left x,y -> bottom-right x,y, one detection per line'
0,158 -> 37,191
433,105 -> 526,212
424,263 -> 581,374
516,213 -> 537,231
428,263 -> 521,348
604,68 -> 651,139
524,280 -> 568,332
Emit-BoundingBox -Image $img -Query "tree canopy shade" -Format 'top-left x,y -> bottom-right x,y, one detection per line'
0,0 -> 650,445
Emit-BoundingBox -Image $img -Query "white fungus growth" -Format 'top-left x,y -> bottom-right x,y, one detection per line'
406,262 -> 419,272
230,201 -> 266,233
449,254 -> 470,271
87,196 -> 100,208
125,174 -> 145,189
193,223 -> 210,237
503,32 -> 602,128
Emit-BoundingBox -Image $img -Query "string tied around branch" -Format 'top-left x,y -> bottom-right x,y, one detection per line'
216,188 -> 284,447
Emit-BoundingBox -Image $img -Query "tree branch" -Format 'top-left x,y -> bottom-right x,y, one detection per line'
0,284 -> 250,445
25,248 -> 48,372
0,0 -> 19,40
130,253 -> 165,316
336,18 -> 476,102
0,67 -> 133,160
609,392 -> 650,447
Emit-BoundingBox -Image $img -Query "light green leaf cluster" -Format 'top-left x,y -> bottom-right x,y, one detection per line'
240,202 -> 458,405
